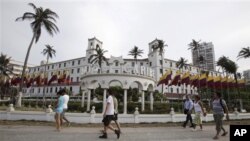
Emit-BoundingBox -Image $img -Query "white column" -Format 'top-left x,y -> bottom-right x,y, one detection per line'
141,91 -> 145,112
150,92 -> 153,111
87,89 -> 91,111
102,89 -> 107,113
81,91 -> 85,108
123,89 -> 127,114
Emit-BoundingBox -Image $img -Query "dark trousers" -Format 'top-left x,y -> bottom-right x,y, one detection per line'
183,113 -> 193,127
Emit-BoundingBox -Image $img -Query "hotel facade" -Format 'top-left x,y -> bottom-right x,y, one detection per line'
22,37 -> 226,112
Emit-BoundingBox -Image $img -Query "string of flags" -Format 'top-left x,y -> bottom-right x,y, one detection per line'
157,69 -> 246,89
3,70 -> 71,88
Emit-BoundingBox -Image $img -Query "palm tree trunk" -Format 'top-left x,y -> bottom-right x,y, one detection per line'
17,33 -> 36,107
43,55 -> 49,108
161,54 -> 164,94
234,73 -> 242,110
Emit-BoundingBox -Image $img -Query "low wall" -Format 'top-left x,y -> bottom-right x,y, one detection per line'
1,108 -> 249,124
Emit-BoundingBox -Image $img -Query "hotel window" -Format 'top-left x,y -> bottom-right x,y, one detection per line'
51,72 -> 53,76
177,88 -> 179,94
70,87 -> 72,92
90,42 -> 93,46
171,88 -> 173,93
71,69 -> 74,74
77,77 -> 79,82
140,62 -> 143,66
115,70 -> 118,73
159,60 -> 163,65
52,65 -> 54,69
72,61 -> 74,66
34,68 -> 36,72
115,62 -> 119,66
64,63 -> 66,67
77,68 -> 80,73
50,87 -> 53,92
132,62 -> 135,67
71,77 -> 73,82
38,88 -> 40,93
46,88 -> 48,93
59,64 -> 61,68
78,60 -> 81,65
170,62 -> 172,67
149,62 -> 152,66
38,68 -> 40,71
55,87 -> 58,92
191,90 -> 193,94
185,89 -> 188,94
160,69 -> 163,74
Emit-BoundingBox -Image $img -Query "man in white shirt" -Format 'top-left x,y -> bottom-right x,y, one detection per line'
60,88 -> 70,126
99,89 -> 120,139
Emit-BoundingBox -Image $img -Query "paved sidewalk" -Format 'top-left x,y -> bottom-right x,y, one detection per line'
0,125 -> 229,141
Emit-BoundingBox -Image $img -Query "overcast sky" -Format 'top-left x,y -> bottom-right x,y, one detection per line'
1,0 -> 250,72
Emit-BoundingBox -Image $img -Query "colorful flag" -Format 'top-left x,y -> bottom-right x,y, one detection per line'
163,69 -> 172,85
214,76 -> 222,89
48,71 -> 58,85
190,74 -> 199,87
181,71 -> 190,85
199,73 -> 207,87
207,75 -> 214,88
170,70 -> 181,86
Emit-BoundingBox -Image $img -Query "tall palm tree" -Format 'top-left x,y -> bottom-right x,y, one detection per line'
88,46 -> 109,73
16,3 -> 59,101
188,39 -> 202,68
153,39 -> 168,93
217,56 -> 240,100
176,57 -> 188,103
237,47 -> 250,60
41,44 -> 56,107
42,45 -> 56,64
128,46 -> 144,64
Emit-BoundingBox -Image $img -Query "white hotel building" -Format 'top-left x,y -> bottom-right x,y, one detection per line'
23,37 -> 221,112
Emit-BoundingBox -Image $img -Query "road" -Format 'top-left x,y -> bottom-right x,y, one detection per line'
0,124 -> 229,141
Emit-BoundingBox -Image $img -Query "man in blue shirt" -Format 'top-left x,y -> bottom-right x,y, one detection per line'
182,95 -> 194,128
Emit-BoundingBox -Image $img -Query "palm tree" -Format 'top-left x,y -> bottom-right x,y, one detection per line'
42,45 -> 56,64
128,46 -> 144,64
0,54 -> 13,79
237,47 -> 250,60
153,39 -> 168,93
176,57 -> 188,70
41,44 -> 56,107
188,39 -> 201,50
16,3 -> 59,104
217,56 -> 241,108
188,39 -> 202,69
0,54 -> 13,99
88,46 -> 109,73
176,57 -> 188,106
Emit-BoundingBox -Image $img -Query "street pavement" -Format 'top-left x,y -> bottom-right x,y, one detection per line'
0,124 -> 229,141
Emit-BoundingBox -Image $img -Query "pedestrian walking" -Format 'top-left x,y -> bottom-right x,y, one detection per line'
61,88 -> 71,127
182,94 -> 194,128
54,90 -> 64,132
192,95 -> 206,131
212,92 -> 229,140
99,89 -> 120,139
112,94 -> 121,132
